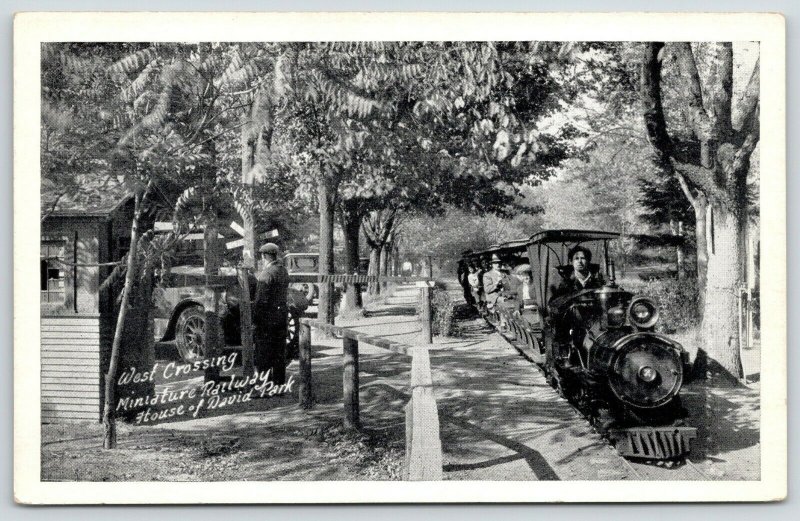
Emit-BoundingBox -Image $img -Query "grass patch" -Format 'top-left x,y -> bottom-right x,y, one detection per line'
303,423 -> 404,480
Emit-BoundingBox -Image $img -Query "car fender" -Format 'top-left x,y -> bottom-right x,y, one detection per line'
156,298 -> 206,342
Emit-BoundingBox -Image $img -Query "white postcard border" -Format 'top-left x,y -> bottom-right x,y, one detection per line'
13,11 -> 787,504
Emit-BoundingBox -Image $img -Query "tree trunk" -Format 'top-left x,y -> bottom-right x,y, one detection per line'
203,221 -> 224,382
701,206 -> 745,379
379,244 -> 390,293
367,246 -> 381,296
318,176 -> 336,324
692,195 -> 709,308
103,190 -> 142,449
676,221 -> 685,280
340,205 -> 363,311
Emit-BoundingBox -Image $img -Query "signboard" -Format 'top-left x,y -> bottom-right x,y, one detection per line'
226,221 -> 279,268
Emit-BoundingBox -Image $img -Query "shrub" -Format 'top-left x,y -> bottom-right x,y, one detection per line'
417,284 -> 456,337
638,276 -> 700,334
431,288 -> 456,337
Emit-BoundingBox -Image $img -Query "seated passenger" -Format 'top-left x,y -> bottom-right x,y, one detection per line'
516,267 -> 542,329
496,262 -> 520,331
482,255 -> 504,312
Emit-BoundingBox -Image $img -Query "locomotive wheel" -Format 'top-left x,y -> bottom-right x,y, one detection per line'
528,336 -> 546,365
175,305 -> 207,363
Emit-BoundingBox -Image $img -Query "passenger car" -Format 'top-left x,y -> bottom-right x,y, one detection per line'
153,265 -> 309,364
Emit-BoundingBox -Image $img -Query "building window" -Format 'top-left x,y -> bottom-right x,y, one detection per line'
117,236 -> 131,259
41,239 -> 66,304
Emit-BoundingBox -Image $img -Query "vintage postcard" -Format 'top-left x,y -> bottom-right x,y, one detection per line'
14,11 -> 786,503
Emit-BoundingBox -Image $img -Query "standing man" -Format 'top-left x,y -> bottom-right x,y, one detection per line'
456,258 -> 475,306
467,261 -> 481,310
253,243 -> 289,385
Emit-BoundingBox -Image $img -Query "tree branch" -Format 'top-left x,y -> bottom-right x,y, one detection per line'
730,110 -> 760,180
640,42 -> 673,167
733,56 -> 760,135
673,43 -> 715,143
673,160 -> 730,206
709,42 -> 733,139
673,170 -> 697,207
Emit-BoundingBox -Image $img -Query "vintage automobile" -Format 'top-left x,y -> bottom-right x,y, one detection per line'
465,230 -> 697,460
284,251 -> 370,305
285,252 -> 320,303
153,265 -> 309,364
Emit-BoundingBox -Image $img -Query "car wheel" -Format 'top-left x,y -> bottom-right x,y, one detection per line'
286,311 -> 299,362
175,305 -> 206,362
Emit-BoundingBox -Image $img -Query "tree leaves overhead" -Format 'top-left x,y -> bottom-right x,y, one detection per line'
43,40 -> 595,241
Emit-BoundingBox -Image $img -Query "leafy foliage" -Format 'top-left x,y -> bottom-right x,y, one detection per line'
635,277 -> 701,334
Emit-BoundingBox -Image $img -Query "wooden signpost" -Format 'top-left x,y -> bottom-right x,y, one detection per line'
226,221 -> 278,269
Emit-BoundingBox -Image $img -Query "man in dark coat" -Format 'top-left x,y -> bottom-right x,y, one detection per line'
550,245 -> 605,368
552,245 -> 604,301
456,259 -> 475,306
253,242 -> 289,384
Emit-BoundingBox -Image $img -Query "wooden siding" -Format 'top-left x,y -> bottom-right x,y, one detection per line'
41,316 -> 102,423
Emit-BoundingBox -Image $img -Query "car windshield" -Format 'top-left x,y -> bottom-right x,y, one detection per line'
290,256 -> 318,271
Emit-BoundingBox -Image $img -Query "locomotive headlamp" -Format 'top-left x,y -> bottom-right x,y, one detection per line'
638,365 -> 658,383
632,303 -> 651,320
628,297 -> 659,329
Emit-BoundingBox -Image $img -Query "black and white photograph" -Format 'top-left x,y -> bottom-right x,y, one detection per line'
14,11 -> 786,504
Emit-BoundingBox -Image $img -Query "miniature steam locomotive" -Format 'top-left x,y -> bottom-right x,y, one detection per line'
463,230 -> 696,460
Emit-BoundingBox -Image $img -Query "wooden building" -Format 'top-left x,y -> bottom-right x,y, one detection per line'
40,177 -> 135,423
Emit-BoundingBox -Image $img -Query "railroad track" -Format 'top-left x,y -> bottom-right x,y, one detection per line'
487,315 -> 713,480
621,454 -> 709,481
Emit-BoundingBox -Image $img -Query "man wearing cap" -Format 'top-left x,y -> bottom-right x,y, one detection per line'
482,254 -> 504,313
253,242 -> 289,384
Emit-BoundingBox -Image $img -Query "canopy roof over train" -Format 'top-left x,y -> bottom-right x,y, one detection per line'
464,230 -> 620,259
527,229 -> 620,245
468,238 -> 529,257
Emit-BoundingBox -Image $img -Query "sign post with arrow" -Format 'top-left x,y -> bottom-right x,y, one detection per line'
226,221 -> 279,269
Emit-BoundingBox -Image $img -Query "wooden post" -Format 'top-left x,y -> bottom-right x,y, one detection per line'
676,220 -> 685,280
299,322 -> 313,409
404,347 -> 443,480
342,336 -> 360,429
204,223 -> 224,382
237,267 -> 255,377
420,285 -> 433,344
204,287 -> 223,382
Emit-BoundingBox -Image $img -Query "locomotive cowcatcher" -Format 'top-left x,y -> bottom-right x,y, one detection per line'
467,230 -> 697,460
